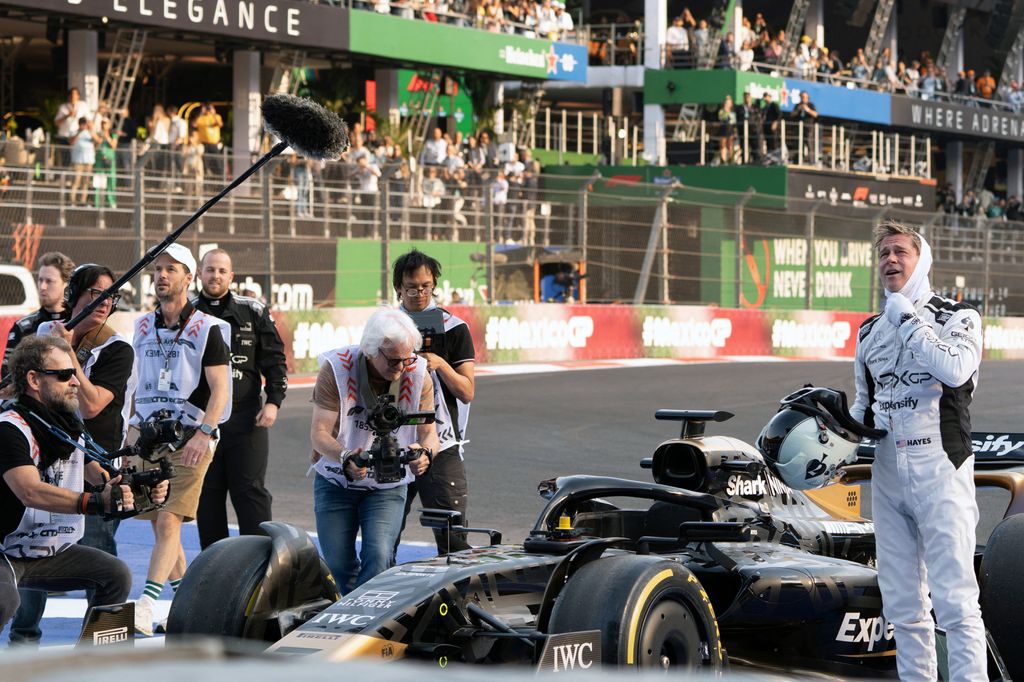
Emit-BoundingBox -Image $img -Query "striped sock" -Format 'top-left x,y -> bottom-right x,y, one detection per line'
142,580 -> 163,601
170,578 -> 182,593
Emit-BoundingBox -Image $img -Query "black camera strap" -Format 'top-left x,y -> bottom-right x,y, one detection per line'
16,407 -> 116,471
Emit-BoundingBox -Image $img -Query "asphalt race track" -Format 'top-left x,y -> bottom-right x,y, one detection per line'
268,359 -> 1024,546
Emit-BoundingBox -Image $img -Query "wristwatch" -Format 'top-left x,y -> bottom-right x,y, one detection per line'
198,423 -> 216,437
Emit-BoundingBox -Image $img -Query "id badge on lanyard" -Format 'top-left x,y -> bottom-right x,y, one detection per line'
156,310 -> 192,391
158,367 -> 173,391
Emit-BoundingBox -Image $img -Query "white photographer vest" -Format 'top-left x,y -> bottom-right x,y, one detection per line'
0,410 -> 85,558
132,309 -> 233,427
38,321 -> 137,450
434,308 -> 471,456
314,345 -> 427,490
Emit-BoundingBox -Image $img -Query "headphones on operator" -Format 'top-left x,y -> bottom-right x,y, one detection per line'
64,263 -> 114,309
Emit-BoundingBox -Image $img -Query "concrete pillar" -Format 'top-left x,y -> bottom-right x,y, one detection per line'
375,68 -> 400,118
67,30 -> 98,111
947,141 -> 963,201
643,0 -> 667,69
1009,149 -> 1023,201
492,82 -> 505,136
882,9 -> 897,65
643,104 -> 666,165
232,50 -> 261,187
731,0 -> 743,53
807,0 -> 825,47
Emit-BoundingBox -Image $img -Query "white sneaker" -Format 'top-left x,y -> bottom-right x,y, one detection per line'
134,597 -> 154,637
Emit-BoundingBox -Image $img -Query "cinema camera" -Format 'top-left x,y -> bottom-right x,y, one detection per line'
404,308 -> 446,356
102,410 -> 181,516
349,394 -> 435,484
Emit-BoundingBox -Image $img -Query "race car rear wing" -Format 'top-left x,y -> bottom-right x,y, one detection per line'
856,432 -> 1024,468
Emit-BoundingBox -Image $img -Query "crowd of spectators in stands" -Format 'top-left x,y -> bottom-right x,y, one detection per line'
662,10 -> 1022,110
938,182 -> 1024,222
353,0 -> 575,41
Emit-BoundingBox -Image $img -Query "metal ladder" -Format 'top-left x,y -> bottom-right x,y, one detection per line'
697,0 -> 733,69
512,86 -> 545,150
937,7 -> 967,75
862,0 -> 897,69
97,28 -> 147,137
671,103 -> 703,142
268,49 -> 307,96
778,0 -> 814,69
965,21 -> 1024,192
400,70 -> 442,161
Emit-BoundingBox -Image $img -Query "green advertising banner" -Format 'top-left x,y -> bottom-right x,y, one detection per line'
349,12 -> 588,81
644,69 -> 784,106
335,239 -> 486,307
718,237 -> 874,312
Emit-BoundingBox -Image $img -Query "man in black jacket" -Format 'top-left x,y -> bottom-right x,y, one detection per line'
194,249 -> 288,549
2,252 -> 75,380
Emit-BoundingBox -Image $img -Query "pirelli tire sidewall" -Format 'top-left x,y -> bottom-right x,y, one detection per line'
549,554 -> 724,670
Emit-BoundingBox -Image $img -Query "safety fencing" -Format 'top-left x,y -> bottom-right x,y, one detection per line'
0,161 -> 1023,317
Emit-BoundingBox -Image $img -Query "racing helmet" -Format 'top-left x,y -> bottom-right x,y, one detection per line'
756,386 -> 886,490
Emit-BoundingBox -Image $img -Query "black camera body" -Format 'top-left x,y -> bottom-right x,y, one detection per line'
106,410 -> 183,517
404,308 -> 447,356
351,395 -> 435,484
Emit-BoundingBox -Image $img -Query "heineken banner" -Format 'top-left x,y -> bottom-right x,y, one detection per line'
349,11 -> 587,82
10,305 -> 1021,376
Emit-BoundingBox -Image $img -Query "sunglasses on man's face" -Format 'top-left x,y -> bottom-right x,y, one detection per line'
35,367 -> 76,382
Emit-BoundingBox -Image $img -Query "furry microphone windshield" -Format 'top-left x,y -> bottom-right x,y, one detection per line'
262,94 -> 350,161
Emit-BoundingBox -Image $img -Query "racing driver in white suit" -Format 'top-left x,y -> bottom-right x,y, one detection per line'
852,220 -> 986,681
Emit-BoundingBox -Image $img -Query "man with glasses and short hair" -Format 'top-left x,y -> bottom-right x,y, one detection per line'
8,264 -> 136,644
391,250 -> 476,555
0,336 -> 167,637
310,308 -> 438,592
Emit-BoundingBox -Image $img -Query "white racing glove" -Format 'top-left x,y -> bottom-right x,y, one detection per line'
884,292 -> 917,327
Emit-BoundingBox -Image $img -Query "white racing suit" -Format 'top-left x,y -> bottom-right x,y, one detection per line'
852,293 -> 986,682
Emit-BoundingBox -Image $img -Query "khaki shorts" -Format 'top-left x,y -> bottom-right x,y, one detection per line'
134,439 -> 217,523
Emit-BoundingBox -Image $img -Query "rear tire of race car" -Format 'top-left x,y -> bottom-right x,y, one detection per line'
980,514 -> 1024,678
548,554 -> 724,671
165,535 -> 272,641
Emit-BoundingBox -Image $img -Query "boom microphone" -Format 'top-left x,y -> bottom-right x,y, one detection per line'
64,95 -> 349,331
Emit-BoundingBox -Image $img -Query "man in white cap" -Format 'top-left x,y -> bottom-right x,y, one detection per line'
130,243 -> 232,635
852,220 -> 986,681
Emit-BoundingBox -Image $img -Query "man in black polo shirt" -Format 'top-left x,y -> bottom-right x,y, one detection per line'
194,248 -> 287,549
392,250 -> 476,554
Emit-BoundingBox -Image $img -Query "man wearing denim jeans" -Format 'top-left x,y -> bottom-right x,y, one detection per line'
310,309 -> 438,592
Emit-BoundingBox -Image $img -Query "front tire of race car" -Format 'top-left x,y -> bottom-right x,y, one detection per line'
165,535 -> 272,641
980,513 -> 1024,678
548,554 -> 724,671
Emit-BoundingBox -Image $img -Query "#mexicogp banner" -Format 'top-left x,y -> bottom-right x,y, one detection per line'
7,304 -> 1024,378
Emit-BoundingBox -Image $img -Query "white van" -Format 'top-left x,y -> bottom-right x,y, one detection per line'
0,264 -> 39,317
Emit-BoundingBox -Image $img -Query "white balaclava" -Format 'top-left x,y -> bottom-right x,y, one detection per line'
882,231 -> 932,305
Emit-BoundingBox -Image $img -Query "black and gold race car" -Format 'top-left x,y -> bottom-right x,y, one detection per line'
167,407 -> 1024,679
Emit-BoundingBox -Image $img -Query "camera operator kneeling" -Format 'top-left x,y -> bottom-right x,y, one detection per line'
310,309 -> 439,593
0,336 -> 168,633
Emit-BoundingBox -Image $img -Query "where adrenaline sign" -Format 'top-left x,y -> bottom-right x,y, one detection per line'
891,95 -> 1024,142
